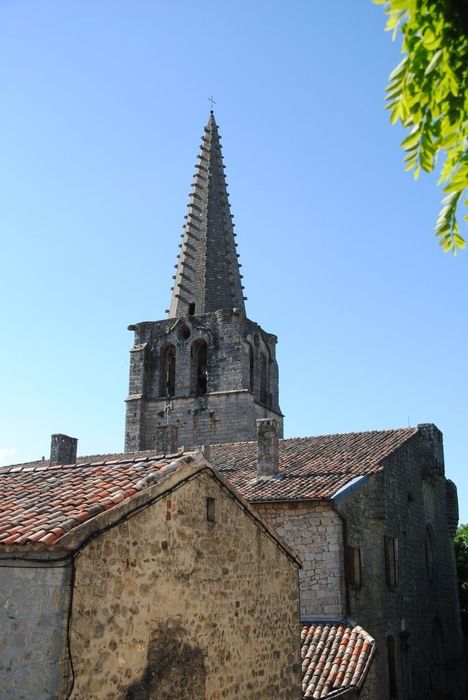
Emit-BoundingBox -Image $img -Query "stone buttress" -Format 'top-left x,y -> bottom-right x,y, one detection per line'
125,112 -> 283,452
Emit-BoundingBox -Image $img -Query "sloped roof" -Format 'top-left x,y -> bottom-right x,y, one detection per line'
1,428 -> 418,509
301,622 -> 375,698
0,451 -> 187,546
210,428 -> 418,502
0,451 -> 301,565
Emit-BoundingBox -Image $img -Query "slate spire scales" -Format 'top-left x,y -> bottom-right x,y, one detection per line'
168,112 -> 246,318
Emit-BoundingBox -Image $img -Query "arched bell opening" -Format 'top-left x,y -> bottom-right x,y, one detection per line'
191,340 -> 208,396
159,345 -> 176,397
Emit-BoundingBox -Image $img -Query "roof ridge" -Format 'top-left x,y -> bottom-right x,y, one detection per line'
0,451 -> 184,476
282,426 -> 418,442
210,426 -> 418,450
0,448 -> 159,471
0,427 -> 419,472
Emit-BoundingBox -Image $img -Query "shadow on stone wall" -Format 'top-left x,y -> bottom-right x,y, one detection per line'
126,621 -> 206,700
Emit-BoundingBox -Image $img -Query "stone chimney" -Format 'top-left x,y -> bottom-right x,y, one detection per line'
155,425 -> 179,454
50,433 -> 78,466
256,418 -> 279,478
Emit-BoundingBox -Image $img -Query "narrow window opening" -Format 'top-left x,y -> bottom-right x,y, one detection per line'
346,546 -> 361,587
430,619 -> 447,696
401,639 -> 413,699
159,345 -> 176,397
384,536 -> 399,588
188,302 -> 195,316
425,524 -> 434,583
191,340 -> 208,396
248,344 -> 254,392
387,636 -> 398,698
206,497 -> 216,523
260,353 -> 267,404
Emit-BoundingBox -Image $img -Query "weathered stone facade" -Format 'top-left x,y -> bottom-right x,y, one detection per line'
68,466 -> 300,699
256,502 -> 345,619
0,559 -> 71,700
250,425 -> 465,700
334,425 -> 465,700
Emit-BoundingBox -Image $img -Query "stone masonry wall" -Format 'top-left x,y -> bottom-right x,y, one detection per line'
0,559 -> 71,700
256,502 -> 345,619
335,430 -> 466,700
139,390 -> 282,453
70,470 -> 301,700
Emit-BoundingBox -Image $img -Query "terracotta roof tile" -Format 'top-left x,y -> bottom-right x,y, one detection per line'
301,622 -> 375,698
210,428 -> 417,502
0,428 -> 417,544
0,453 -> 184,547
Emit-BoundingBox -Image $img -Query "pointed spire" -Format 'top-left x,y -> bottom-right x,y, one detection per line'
168,112 -> 246,318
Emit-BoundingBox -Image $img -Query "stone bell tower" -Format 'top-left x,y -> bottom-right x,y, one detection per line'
125,112 -> 283,453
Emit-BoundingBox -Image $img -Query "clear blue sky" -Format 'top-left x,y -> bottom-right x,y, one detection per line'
0,2 -> 466,519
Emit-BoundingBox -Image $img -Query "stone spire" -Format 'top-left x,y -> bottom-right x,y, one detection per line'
168,112 -> 246,318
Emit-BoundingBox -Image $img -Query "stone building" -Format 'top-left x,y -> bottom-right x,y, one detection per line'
209,422 -> 465,699
121,112 -> 464,699
125,111 -> 282,454
0,448 -> 301,700
1,112 -> 464,699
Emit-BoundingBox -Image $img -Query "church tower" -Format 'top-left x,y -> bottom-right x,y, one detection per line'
125,112 -> 283,453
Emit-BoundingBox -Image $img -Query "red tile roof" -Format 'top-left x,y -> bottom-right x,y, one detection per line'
301,622 -> 375,698
0,451 -> 302,565
0,430 -> 418,539
0,452 -> 187,547
210,428 -> 418,502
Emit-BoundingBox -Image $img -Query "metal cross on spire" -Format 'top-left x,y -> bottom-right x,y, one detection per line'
208,95 -> 216,111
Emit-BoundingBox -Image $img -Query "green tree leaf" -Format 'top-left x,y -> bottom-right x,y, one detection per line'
454,525 -> 468,647
375,0 -> 468,252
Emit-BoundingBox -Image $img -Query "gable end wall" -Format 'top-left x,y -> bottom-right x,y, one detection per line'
70,471 -> 301,700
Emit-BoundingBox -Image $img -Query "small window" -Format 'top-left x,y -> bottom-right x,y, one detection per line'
178,323 -> 191,340
387,635 -> 398,698
347,546 -> 361,587
259,353 -> 267,404
425,524 -> 434,582
384,536 -> 399,588
188,302 -> 195,316
431,619 -> 447,696
248,344 -> 254,392
206,497 -> 215,523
